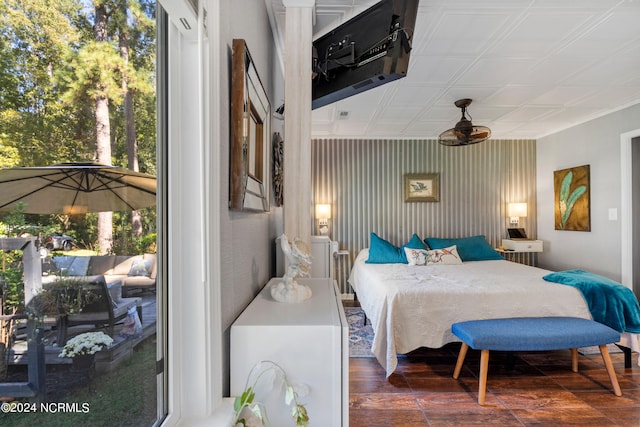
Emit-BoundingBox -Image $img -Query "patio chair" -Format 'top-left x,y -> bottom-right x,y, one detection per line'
56,275 -> 140,345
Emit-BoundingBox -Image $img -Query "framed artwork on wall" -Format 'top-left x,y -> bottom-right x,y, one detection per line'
272,132 -> 284,207
404,173 -> 440,202
554,164 -> 590,231
229,39 -> 271,212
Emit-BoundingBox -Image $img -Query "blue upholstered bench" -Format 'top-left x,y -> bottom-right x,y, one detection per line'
451,317 -> 622,405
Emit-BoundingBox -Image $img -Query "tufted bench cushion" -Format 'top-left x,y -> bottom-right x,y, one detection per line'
452,317 -> 620,351
452,317 -> 622,404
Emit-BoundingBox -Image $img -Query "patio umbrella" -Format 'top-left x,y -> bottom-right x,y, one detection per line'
0,162 -> 156,214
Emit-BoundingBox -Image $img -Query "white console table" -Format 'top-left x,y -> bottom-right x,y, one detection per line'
230,277 -> 349,426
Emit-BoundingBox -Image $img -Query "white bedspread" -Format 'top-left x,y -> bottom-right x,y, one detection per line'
349,249 -> 598,376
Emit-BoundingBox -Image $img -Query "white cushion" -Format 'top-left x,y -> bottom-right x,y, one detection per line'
404,245 -> 463,266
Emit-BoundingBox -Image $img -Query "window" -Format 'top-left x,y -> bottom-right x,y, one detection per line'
0,1 -> 164,425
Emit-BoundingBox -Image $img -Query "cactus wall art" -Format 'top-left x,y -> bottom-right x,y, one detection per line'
554,165 -> 591,231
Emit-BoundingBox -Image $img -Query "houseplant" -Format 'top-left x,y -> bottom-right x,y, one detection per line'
36,277 -> 102,316
233,360 -> 309,427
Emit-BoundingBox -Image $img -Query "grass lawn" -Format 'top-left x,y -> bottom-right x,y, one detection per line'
0,337 -> 158,426
62,249 -> 98,256
53,249 -> 98,257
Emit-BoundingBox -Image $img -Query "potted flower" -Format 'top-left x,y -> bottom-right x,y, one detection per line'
58,331 -> 114,373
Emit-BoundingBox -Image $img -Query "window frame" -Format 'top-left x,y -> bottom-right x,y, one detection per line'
159,0 -> 225,424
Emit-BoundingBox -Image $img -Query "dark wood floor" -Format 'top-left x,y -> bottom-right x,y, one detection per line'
349,345 -> 640,426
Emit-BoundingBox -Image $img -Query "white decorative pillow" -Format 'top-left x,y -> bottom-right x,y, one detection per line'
404,248 -> 429,266
129,258 -> 152,277
426,245 -> 463,265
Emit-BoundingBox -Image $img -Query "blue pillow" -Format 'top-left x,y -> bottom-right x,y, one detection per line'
366,233 -> 406,264
424,235 -> 503,262
404,233 -> 427,250
399,233 -> 428,263
367,233 -> 428,264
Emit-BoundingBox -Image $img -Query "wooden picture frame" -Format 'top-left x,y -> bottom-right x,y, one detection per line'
229,39 -> 271,212
404,173 -> 440,202
554,165 -> 590,231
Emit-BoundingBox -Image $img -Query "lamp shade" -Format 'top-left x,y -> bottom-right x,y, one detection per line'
508,203 -> 528,218
315,204 -> 331,219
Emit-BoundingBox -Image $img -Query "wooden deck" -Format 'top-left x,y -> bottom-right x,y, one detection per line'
6,295 -> 157,374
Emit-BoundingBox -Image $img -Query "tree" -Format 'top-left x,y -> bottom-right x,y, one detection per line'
56,0 -> 155,253
0,0 -> 156,253
113,0 -> 155,236
94,2 -> 114,254
0,0 -> 92,165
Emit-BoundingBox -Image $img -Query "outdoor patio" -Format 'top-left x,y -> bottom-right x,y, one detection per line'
5,294 -> 156,373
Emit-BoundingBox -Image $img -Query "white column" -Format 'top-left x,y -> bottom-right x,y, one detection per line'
22,239 -> 42,305
282,0 -> 314,246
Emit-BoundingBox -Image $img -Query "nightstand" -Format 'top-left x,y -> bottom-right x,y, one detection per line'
502,239 -> 543,252
497,239 -> 543,266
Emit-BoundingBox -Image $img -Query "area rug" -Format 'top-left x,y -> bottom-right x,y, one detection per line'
344,306 -> 621,358
345,306 -> 375,357
578,343 -> 622,355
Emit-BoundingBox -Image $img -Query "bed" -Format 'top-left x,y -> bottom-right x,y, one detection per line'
349,238 -> 640,377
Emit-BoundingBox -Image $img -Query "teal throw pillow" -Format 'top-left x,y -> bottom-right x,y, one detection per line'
401,233 -> 428,262
366,232 -> 427,264
404,233 -> 427,250
366,233 -> 406,264
424,235 -> 503,262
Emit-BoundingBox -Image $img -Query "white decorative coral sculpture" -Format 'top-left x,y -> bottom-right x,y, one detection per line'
271,234 -> 313,303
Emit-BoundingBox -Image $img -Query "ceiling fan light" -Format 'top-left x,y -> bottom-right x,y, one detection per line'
438,99 -> 491,146
454,117 -> 473,136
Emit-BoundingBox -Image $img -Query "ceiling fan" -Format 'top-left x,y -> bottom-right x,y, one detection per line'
438,99 -> 491,146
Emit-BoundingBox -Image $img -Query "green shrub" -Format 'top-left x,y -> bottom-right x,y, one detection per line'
0,259 -> 24,314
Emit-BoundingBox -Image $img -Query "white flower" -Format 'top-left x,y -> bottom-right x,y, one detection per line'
58,331 -> 114,358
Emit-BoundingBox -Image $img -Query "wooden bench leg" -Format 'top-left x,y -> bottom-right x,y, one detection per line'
453,343 -> 469,379
571,348 -> 579,372
599,344 -> 622,397
478,349 -> 489,405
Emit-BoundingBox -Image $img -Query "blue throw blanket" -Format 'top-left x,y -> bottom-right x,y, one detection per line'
543,269 -> 640,334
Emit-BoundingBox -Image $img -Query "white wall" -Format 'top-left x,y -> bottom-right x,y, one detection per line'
160,0 -> 283,422
217,0 -> 284,394
536,103 -> 640,281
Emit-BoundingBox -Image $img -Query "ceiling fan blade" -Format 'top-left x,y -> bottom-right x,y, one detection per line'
454,130 -> 471,139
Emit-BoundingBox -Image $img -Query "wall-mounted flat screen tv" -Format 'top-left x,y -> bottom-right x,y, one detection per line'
312,0 -> 419,110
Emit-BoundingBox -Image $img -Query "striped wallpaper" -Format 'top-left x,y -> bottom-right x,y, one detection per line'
311,138 -> 537,274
